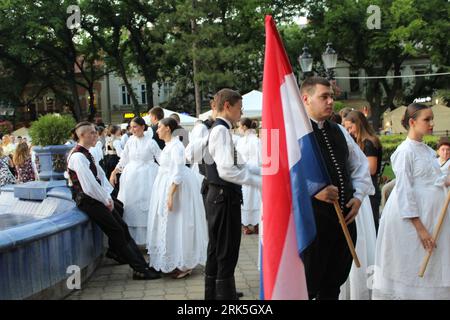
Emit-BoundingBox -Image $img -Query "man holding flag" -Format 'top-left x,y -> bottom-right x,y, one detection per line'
300,76 -> 373,300
261,16 -> 373,300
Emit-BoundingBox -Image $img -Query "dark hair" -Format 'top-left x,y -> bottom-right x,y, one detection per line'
130,117 -> 148,131
329,112 -> 342,124
240,117 -> 257,129
169,113 -> 181,124
215,89 -> 242,112
96,126 -> 105,134
401,103 -> 430,130
159,117 -> 180,134
339,107 -> 353,120
300,76 -> 331,95
109,125 -> 121,135
149,107 -> 164,121
437,137 -> 450,149
71,121 -> 93,142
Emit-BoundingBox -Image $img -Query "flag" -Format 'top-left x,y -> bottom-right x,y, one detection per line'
260,15 -> 330,300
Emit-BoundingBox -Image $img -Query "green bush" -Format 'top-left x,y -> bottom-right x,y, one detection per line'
380,134 -> 439,162
29,114 -> 76,146
333,101 -> 346,112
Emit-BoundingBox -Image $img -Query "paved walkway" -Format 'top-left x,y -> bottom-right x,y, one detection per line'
65,233 -> 260,300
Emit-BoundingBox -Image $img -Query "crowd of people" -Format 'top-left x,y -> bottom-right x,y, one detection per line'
1,76 -> 450,300
0,134 -> 36,187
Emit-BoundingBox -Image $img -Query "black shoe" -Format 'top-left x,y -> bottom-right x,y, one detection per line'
216,277 -> 238,300
132,268 -> 162,280
205,275 -> 216,300
237,291 -> 244,298
105,249 -> 127,265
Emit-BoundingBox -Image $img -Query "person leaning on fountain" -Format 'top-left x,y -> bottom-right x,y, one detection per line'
66,121 -> 161,280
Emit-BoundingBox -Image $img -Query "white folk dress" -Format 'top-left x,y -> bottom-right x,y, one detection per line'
340,196 -> 377,300
117,131 -> 160,245
146,137 -> 208,272
236,130 -> 262,226
373,137 -> 450,300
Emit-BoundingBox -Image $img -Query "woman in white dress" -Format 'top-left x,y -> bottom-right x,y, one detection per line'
146,117 -> 208,279
373,103 -> 450,300
110,117 -> 160,246
236,118 -> 262,235
340,111 -> 378,300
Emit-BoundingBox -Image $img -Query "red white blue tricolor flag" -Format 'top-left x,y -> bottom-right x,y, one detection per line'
260,15 -> 330,300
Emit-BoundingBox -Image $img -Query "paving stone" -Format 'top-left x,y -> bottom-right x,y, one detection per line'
123,290 -> 145,299
65,229 -> 261,301
101,292 -> 124,300
165,294 -> 188,300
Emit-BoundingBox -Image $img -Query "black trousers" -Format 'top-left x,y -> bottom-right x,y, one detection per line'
76,194 -> 148,272
104,154 -> 120,180
204,185 -> 242,280
302,199 -> 357,300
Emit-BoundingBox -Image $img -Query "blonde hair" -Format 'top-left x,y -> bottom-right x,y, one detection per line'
13,142 -> 30,167
0,146 -> 4,158
2,134 -> 11,146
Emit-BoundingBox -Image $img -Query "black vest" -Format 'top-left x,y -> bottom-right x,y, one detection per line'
198,119 -> 214,177
67,145 -> 100,201
311,120 -> 354,210
205,118 -> 242,194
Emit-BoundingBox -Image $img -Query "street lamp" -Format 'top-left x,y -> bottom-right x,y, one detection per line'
298,45 -> 313,76
298,42 -> 338,80
321,42 -> 338,80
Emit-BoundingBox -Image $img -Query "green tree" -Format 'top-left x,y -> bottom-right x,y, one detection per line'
282,0 -> 450,130
159,0 -> 301,116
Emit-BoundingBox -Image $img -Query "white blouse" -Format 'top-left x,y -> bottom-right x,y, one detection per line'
391,137 -> 447,218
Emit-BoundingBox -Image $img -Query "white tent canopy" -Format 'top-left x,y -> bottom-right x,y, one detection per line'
199,90 -> 262,120
382,104 -> 450,134
11,127 -> 31,142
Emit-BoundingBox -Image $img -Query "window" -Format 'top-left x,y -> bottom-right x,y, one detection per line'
121,86 -> 131,105
414,69 -> 426,88
163,82 -> 172,98
141,84 -> 147,105
350,70 -> 360,93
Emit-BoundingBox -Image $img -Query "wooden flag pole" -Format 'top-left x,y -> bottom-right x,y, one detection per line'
333,201 -> 361,268
419,189 -> 450,277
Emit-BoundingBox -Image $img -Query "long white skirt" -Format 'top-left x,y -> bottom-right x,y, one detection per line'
339,196 -> 377,300
146,169 -> 208,272
373,184 -> 450,300
118,161 -> 158,245
242,185 -> 261,226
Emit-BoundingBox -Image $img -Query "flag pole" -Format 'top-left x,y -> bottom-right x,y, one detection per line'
333,201 -> 361,268
419,189 -> 450,277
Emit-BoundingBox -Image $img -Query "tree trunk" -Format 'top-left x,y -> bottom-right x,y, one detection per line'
191,11 -> 201,117
192,49 -> 201,117
116,61 -> 140,115
88,86 -> 96,122
69,76 -> 82,121
366,79 -> 384,132
146,79 -> 154,110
